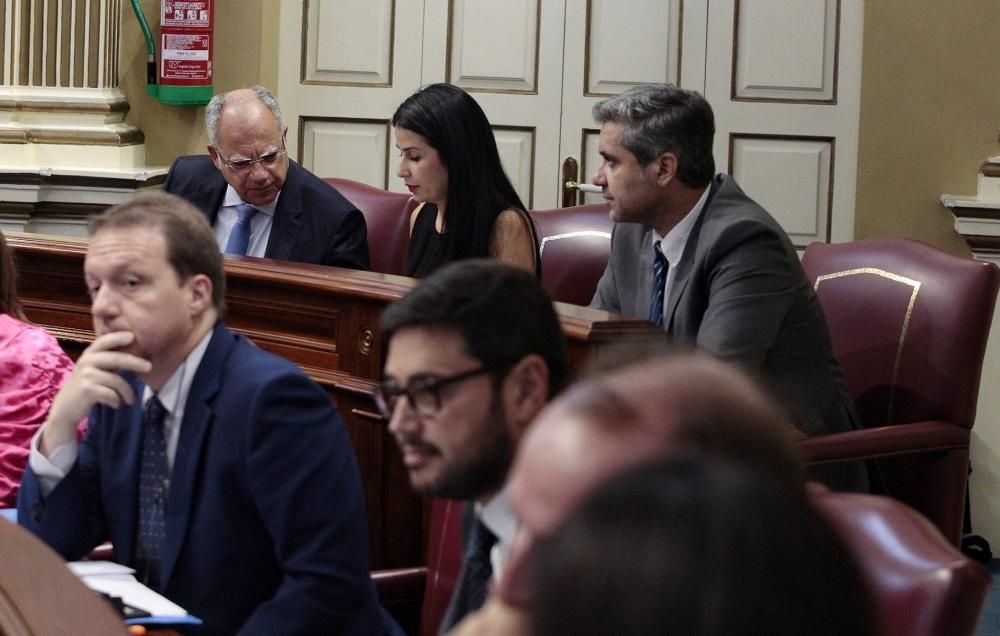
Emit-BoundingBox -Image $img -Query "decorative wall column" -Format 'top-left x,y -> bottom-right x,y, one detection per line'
0,0 -> 164,236
942,156 -> 1000,548
943,157 -> 1000,261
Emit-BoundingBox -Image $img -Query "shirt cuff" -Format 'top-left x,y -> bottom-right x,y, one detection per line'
28,427 -> 78,496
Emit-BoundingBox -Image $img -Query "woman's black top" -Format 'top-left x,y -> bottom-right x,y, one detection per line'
406,203 -> 447,277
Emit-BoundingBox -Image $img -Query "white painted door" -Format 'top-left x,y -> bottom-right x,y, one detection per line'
277,0 -> 862,240
277,0 -> 426,190
560,0 -> 708,207
704,0 -> 863,246
415,0 -> 567,209
276,0 -> 702,209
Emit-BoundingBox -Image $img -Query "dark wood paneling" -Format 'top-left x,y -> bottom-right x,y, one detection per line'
9,233 -> 658,568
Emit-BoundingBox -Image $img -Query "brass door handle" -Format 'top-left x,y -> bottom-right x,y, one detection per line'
565,180 -> 603,194
561,157 -> 580,207
561,157 -> 601,207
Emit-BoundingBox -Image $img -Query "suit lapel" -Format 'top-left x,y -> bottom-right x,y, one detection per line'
635,225 -> 655,319
114,381 -> 146,565
159,323 -> 229,587
664,177 -> 721,332
264,161 -> 303,261
197,170 -> 228,225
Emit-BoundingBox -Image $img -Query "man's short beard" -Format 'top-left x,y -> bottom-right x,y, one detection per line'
419,395 -> 516,500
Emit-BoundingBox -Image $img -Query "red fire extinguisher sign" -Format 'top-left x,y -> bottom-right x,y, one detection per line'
156,0 -> 214,105
161,33 -> 210,83
162,1 -> 211,28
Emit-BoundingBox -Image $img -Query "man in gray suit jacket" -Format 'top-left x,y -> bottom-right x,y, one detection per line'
589,83 -> 866,491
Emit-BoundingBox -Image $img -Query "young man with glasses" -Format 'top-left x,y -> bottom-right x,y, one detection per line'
378,259 -> 569,633
163,85 -> 370,269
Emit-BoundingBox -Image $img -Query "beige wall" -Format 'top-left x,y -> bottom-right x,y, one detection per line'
118,0 -> 277,167
855,1 -> 1000,254
858,1 -> 1000,544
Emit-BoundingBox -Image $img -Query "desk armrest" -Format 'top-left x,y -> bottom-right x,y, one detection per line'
372,566 -> 426,635
373,566 -> 426,601
86,542 -> 114,562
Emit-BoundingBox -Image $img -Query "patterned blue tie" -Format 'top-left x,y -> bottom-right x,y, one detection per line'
135,396 -> 169,589
649,241 -> 668,328
224,203 -> 257,255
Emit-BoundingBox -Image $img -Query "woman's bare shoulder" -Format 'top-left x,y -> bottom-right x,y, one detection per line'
491,208 -> 538,273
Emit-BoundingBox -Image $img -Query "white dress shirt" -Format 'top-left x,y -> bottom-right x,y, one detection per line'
476,486 -> 518,583
651,185 -> 712,327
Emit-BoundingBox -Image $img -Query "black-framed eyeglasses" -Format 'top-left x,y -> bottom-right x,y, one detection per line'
221,145 -> 286,174
375,366 -> 491,419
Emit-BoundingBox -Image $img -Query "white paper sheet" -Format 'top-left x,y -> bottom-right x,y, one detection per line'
68,561 -> 190,618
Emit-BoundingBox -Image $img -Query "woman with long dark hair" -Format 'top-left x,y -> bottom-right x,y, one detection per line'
392,83 -> 539,277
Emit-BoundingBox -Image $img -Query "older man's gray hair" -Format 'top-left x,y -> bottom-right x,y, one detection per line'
592,83 -> 715,188
205,85 -> 284,148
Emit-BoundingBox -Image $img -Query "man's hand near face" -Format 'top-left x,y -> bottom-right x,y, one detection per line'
39,331 -> 151,457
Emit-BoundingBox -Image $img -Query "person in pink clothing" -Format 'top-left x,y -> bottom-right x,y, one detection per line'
0,230 -> 75,507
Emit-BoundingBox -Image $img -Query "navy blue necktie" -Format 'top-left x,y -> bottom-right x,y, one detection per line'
649,241 -> 668,328
135,396 -> 169,589
224,203 -> 257,255
439,514 -> 497,633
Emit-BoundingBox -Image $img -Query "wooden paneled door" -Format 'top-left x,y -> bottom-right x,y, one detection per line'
560,0 -> 707,207
277,0 -> 707,210
705,0 -> 863,247
276,0 -> 426,190
277,0 -> 862,239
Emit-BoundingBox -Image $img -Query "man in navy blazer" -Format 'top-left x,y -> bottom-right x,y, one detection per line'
163,85 -> 370,270
18,192 -> 389,634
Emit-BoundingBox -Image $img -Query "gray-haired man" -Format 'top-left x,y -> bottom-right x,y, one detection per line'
589,83 -> 866,491
164,85 -> 369,268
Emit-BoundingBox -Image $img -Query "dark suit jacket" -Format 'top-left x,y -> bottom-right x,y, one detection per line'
592,175 -> 861,443
438,503 -> 484,634
18,322 -> 385,635
164,155 -> 371,270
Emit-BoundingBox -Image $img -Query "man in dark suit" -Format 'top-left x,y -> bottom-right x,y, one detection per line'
18,192 -> 390,634
589,83 -> 865,491
378,260 -> 569,633
164,85 -> 370,269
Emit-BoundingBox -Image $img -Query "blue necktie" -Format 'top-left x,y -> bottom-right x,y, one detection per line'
649,241 -> 668,328
135,396 -> 169,589
224,203 -> 257,255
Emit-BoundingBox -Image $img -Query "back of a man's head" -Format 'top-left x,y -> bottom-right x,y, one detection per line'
598,352 -> 806,488
381,259 -> 569,396
505,351 -> 805,600
530,454 -> 875,636
90,191 -> 226,313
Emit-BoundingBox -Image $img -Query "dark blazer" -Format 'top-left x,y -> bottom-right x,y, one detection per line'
164,155 -> 371,270
18,322 -> 385,635
592,175 -> 861,441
